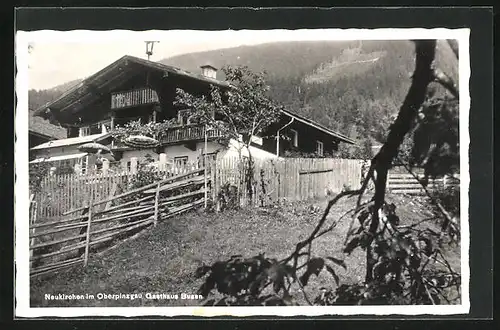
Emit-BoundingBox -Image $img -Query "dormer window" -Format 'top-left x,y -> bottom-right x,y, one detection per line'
200,64 -> 218,79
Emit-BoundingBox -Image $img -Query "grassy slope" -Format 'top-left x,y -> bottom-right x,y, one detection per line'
30,194 -> 460,307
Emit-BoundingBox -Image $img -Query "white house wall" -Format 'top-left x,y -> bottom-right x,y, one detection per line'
118,141 -> 224,167
34,138 -> 278,170
222,139 -> 278,160
119,149 -> 159,168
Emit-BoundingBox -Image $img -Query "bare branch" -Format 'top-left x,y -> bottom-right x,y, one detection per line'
280,188 -> 363,266
423,281 -> 437,305
432,68 -> 459,99
398,161 -> 459,237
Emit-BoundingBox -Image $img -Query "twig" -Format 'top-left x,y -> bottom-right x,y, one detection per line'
315,208 -> 354,239
343,199 -> 374,245
398,160 -> 459,236
432,68 -> 459,100
423,278 -> 452,304
355,164 -> 376,210
292,273 -> 313,305
423,281 -> 436,305
436,250 -> 461,293
398,217 -> 440,230
280,188 -> 364,266
420,250 -> 439,273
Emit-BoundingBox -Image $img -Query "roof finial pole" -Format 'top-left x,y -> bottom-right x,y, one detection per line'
145,41 -> 160,61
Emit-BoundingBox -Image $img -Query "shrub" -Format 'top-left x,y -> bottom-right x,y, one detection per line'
430,184 -> 460,219
217,183 -> 239,211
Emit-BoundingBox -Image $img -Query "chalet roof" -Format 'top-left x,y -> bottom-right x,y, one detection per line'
29,111 -> 66,140
32,55 -> 231,117
30,132 -> 111,150
281,109 -> 356,145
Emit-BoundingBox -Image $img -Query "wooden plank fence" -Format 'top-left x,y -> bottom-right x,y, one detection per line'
33,156 -> 367,219
387,172 -> 460,195
213,157 -> 363,207
29,167 -> 208,278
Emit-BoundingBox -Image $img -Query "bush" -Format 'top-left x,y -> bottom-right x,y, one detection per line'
430,184 -> 460,219
217,183 -> 239,211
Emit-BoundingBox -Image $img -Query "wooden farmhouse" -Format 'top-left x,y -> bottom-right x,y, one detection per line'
30,55 -> 355,174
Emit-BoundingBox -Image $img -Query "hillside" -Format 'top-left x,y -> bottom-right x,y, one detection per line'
162,40 -> 457,155
29,78 -> 82,111
29,40 -> 458,157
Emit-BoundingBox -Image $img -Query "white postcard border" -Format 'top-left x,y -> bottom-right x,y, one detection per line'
15,28 -> 470,317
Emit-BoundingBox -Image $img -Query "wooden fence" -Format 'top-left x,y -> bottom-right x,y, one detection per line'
33,157 -> 364,219
33,162 -> 200,219
29,168 -> 208,278
387,172 -> 460,195
213,157 -> 363,206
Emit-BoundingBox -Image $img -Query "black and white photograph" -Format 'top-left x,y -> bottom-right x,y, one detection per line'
15,25 -> 470,317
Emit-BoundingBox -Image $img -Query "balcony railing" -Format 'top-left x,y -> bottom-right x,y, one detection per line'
111,124 -> 226,149
111,88 -> 159,110
160,124 -> 225,145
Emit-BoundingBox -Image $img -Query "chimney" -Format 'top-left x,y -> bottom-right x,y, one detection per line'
200,63 -> 217,79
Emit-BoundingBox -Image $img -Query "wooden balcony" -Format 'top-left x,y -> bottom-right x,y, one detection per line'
159,124 -> 226,145
111,124 -> 226,150
111,87 -> 159,110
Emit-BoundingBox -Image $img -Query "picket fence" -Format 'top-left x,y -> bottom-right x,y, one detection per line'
33,163 -> 201,219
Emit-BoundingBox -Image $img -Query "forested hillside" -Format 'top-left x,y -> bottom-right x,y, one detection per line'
29,40 -> 458,158
29,79 -> 82,111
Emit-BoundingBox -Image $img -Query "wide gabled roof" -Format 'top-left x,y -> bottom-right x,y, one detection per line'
30,133 -> 111,150
281,109 -> 356,145
29,111 -> 66,139
33,55 -> 231,117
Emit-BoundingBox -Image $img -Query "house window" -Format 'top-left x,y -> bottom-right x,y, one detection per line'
174,156 -> 188,167
79,127 -> 91,137
316,141 -> 324,156
290,129 -> 298,147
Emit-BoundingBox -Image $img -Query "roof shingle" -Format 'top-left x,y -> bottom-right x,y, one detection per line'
29,111 -> 67,140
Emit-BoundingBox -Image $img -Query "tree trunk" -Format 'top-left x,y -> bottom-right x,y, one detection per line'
365,40 -> 437,283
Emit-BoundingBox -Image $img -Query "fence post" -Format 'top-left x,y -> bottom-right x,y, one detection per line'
29,195 -> 37,270
154,182 -> 160,227
159,153 -> 167,171
74,163 -> 82,175
83,193 -> 93,267
210,159 -> 216,207
130,157 -> 138,174
102,159 -> 109,175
